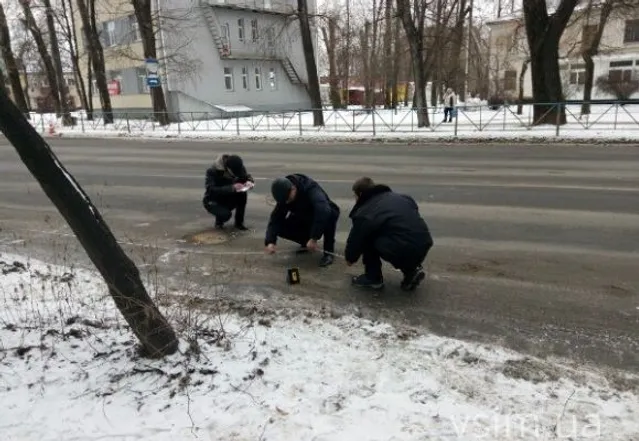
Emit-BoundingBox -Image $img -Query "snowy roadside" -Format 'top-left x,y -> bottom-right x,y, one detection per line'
1,252 -> 638,441
45,127 -> 639,145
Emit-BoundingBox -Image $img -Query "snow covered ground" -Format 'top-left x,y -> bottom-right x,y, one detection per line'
1,251 -> 638,441
28,104 -> 639,142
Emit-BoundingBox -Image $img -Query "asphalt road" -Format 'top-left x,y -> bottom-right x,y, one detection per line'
1,137 -> 638,372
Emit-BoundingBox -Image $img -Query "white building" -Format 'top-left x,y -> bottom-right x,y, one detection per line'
486,5 -> 639,100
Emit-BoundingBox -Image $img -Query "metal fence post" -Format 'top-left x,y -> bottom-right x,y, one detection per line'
555,103 -> 561,136
502,105 -> 506,130
614,103 -> 619,130
177,112 -> 181,135
298,110 -> 303,135
236,112 -> 240,135
454,110 -> 459,137
81,113 -> 85,133
126,113 -> 131,133
372,109 -> 376,136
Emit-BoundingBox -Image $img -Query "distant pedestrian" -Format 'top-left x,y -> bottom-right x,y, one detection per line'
442,87 -> 457,123
202,154 -> 253,230
264,174 -> 339,267
345,177 -> 433,291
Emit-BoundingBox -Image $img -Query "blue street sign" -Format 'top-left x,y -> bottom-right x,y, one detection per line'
146,74 -> 160,88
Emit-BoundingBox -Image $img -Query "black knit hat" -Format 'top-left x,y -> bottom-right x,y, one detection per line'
271,177 -> 292,203
225,155 -> 243,175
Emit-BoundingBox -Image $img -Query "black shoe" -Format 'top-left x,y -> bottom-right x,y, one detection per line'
319,253 -> 334,267
214,221 -> 225,229
401,266 -> 426,291
234,223 -> 248,231
351,274 -> 384,290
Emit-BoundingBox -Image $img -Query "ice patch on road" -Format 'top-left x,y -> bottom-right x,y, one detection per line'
0,252 -> 638,440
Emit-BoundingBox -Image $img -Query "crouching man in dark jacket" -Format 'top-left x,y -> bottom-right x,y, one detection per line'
202,154 -> 254,230
345,177 -> 433,291
264,174 -> 340,267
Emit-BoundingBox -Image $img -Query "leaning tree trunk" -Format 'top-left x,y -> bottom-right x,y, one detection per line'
78,0 -> 113,124
133,0 -> 170,125
0,80 -> 179,358
297,0 -> 324,125
20,1 -> 62,117
0,3 -> 29,118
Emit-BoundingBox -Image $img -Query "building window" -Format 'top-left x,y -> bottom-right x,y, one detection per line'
241,66 -> 249,89
581,24 -> 597,51
136,67 -> 150,94
254,67 -> 262,90
251,19 -> 258,42
503,70 -> 516,90
569,65 -> 586,85
106,21 -> 116,46
268,67 -> 276,90
222,23 -> 231,49
238,18 -> 245,42
608,60 -> 634,82
623,19 -> 639,43
266,28 -> 274,51
224,67 -> 234,91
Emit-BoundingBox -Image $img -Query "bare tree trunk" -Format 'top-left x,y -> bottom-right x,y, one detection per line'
321,17 -> 342,109
87,55 -> 93,118
344,0 -> 350,106
391,16 -> 401,109
367,0 -> 384,110
581,0 -> 613,115
397,0 -> 429,127
18,59 -> 31,111
77,0 -> 113,124
383,0 -> 393,108
43,0 -> 73,125
449,0 -> 467,96
0,84 -> 179,358
361,21 -> 372,110
0,3 -> 29,118
517,58 -> 529,114
297,0 -> 324,125
132,0 -> 169,125
20,1 -> 62,117
61,0 -> 91,117
523,0 -> 579,125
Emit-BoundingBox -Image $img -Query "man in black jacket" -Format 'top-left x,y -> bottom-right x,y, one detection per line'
345,177 -> 433,291
202,154 -> 254,230
264,174 -> 339,267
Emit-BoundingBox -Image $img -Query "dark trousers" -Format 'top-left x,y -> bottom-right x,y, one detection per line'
203,192 -> 247,225
363,243 -> 431,282
443,107 -> 454,121
273,211 -> 338,253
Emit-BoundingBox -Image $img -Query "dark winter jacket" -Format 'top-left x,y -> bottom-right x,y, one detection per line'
203,154 -> 254,201
344,184 -> 433,264
265,174 -> 339,245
